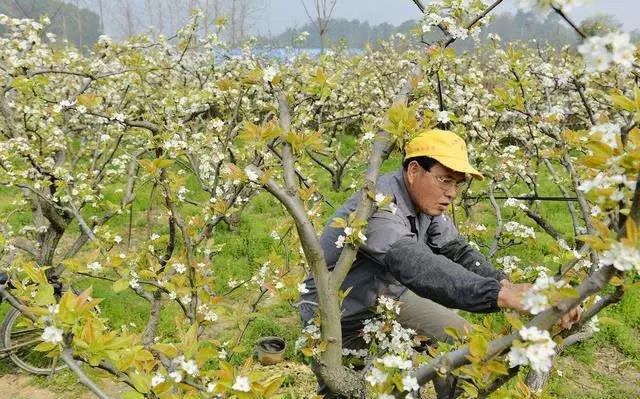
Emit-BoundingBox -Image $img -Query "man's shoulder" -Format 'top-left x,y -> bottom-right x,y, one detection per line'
375,169 -> 403,191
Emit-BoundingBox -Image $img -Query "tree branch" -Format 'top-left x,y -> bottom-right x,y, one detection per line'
61,347 -> 114,399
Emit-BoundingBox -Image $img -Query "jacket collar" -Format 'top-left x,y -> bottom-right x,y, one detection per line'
390,169 -> 417,219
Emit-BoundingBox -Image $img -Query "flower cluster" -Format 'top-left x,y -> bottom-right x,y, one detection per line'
577,32 -> 636,73
522,274 -> 567,314
598,242 -> 640,272
588,123 -> 621,149
361,296 -> 422,396
577,172 -> 634,202
515,0 -> 583,14
295,322 -> 323,357
496,256 -> 521,275
503,221 -> 536,239
503,198 -> 528,211
507,326 -> 557,373
41,325 -> 64,344
373,192 -> 398,214
335,225 -> 367,249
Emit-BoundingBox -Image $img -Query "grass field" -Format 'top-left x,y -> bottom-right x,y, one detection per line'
0,150 -> 638,398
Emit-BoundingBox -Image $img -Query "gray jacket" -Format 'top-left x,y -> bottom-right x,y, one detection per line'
300,169 -> 505,323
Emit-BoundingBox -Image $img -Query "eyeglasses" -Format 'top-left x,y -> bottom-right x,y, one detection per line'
428,172 -> 466,192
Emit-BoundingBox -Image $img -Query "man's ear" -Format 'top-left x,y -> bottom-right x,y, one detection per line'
405,161 -> 418,184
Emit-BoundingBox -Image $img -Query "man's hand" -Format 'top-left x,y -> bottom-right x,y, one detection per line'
498,279 -> 582,330
557,306 -> 582,330
497,279 -> 532,313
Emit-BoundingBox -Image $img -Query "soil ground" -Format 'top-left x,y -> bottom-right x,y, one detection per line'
0,345 -> 637,399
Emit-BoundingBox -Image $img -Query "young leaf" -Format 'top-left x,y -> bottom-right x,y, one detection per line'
113,279 -> 130,293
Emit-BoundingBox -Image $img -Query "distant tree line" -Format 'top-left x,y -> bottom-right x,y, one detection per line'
1,1 -> 639,51
0,0 -> 101,49
261,12 -> 640,50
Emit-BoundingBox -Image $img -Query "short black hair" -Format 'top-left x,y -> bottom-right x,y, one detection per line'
402,156 -> 438,171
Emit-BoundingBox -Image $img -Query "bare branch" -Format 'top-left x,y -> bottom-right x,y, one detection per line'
61,347 -> 114,399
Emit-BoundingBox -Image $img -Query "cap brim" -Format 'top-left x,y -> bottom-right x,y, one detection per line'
431,155 -> 484,181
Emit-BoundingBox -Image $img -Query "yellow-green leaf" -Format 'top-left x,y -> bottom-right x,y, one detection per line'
154,159 -> 174,169
128,372 -> 150,393
610,94 -> 636,112
113,279 -> 130,293
626,218 -> 638,243
34,341 -> 57,352
121,391 -> 144,399
468,335 -> 488,358
34,283 -> 55,306
151,343 -> 179,358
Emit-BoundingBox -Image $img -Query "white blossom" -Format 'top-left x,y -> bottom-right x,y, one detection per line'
504,198 -> 527,210
151,374 -> 165,387
177,186 -> 189,201
263,65 -> 278,83
599,242 -> 640,272
362,131 -> 375,141
211,118 -> 225,131
245,166 -> 260,182
380,354 -> 413,370
180,358 -> 199,375
578,32 -> 635,73
365,367 -> 388,386
522,290 -> 549,314
232,375 -> 251,392
357,230 -> 367,243
401,375 -> 420,392
112,113 -> 126,122
297,282 -> 309,294
173,263 -> 187,274
377,295 -> 399,313
87,261 -> 102,272
589,123 -> 621,148
169,370 -> 182,383
59,98 -> 76,108
504,221 -> 535,239
437,110 -> 451,124
508,326 -> 556,373
335,234 -> 346,248
41,326 -> 63,344
585,315 -> 601,333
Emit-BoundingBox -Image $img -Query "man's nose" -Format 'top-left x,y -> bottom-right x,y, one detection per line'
444,186 -> 458,199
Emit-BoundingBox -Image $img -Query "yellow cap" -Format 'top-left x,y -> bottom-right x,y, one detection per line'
404,129 -> 483,180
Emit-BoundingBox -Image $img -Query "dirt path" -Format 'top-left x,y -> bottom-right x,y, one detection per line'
0,372 -> 126,399
0,373 -> 85,399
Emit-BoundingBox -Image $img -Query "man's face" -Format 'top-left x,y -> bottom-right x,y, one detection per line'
404,161 -> 466,216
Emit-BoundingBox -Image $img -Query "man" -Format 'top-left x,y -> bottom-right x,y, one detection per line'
300,129 -> 576,398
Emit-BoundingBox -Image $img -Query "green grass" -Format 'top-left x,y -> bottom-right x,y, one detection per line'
0,151 -> 638,398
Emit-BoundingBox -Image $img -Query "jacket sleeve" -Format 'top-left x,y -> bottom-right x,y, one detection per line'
384,238 -> 501,313
427,215 -> 506,282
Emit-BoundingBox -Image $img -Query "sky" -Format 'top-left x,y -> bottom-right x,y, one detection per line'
256,0 -> 640,36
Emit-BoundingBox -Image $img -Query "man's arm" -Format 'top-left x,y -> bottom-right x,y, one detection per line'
385,238 -> 502,312
437,237 -> 507,281
427,214 -> 506,281
386,238 -> 535,314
